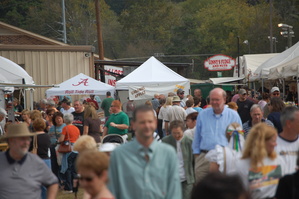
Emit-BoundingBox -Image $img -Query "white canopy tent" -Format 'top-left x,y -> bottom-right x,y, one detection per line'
0,56 -> 34,85
233,54 -> 277,81
252,42 -> 299,81
46,73 -> 115,98
242,54 -> 278,81
0,56 -> 35,116
115,56 -> 190,100
268,56 -> 299,80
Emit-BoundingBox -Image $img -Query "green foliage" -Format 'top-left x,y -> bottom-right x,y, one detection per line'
1,0 -> 299,79
118,0 -> 181,57
0,0 -> 42,28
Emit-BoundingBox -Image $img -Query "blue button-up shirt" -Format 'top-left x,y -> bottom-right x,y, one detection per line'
192,107 -> 242,154
108,139 -> 182,199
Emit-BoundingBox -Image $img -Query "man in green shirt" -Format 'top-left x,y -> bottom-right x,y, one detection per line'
101,91 -> 114,117
108,105 -> 182,199
103,100 -> 129,138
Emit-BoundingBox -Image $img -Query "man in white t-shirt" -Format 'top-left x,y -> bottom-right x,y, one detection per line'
60,99 -> 75,115
276,106 -> 299,174
164,96 -> 187,135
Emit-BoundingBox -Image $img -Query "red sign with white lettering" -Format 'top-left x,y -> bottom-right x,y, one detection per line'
204,54 -> 236,71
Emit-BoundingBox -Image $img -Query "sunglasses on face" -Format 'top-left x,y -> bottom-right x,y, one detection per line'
78,175 -> 94,182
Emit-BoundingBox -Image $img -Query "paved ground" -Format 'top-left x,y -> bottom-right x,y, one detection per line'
57,188 -> 84,199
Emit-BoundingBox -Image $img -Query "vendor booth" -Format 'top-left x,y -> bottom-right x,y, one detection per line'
0,56 -> 35,114
115,56 -> 190,100
46,73 -> 115,98
252,42 -> 299,81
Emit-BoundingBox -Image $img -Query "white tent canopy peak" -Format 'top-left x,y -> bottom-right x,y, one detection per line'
46,73 -> 115,98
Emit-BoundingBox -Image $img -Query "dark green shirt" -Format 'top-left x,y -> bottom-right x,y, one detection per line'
101,97 -> 114,117
105,111 -> 129,135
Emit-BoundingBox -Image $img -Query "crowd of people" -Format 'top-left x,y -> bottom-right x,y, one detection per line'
0,86 -> 298,199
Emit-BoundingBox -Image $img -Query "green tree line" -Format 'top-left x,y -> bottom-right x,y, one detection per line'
1,0 -> 298,79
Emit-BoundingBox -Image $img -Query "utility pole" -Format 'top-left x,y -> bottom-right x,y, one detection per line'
269,0 -> 273,53
288,26 -> 293,48
61,0 -> 67,43
237,36 -> 240,77
95,0 -> 105,82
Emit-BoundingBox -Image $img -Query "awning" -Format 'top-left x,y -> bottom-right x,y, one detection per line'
209,77 -> 244,85
188,78 -> 208,84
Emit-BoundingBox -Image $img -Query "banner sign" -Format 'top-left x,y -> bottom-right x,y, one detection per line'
130,86 -> 146,99
64,90 -> 94,95
204,54 -> 236,71
104,65 -> 123,86
128,83 -> 189,100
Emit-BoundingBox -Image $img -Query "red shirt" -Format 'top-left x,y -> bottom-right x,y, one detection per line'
62,125 -> 80,143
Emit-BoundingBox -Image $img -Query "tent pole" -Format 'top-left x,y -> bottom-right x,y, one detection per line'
30,89 -> 34,111
262,79 -> 264,93
297,67 -> 299,105
282,79 -> 285,101
23,89 -> 27,110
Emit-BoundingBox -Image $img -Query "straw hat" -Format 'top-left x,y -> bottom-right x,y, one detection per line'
3,123 -> 33,139
172,96 -> 181,102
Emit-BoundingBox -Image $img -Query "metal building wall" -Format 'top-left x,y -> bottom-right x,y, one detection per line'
0,49 -> 94,108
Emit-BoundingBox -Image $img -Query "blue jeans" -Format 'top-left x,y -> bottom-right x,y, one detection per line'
41,159 -> 51,199
63,152 -> 78,191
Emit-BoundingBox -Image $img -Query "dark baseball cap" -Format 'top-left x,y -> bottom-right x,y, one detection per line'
177,89 -> 185,94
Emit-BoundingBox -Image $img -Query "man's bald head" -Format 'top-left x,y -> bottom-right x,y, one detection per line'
210,88 -> 226,98
209,88 -> 226,114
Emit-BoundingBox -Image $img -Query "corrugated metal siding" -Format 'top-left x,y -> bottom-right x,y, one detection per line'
0,50 -> 93,108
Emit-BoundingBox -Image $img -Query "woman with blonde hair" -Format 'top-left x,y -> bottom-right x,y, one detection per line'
73,135 -> 97,153
158,97 -> 173,137
84,105 -> 102,143
236,123 -> 285,199
21,109 -> 31,126
76,150 -> 114,199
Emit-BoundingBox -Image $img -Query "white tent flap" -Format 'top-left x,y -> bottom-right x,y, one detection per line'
129,82 -> 189,100
209,77 -> 244,85
241,54 -> 278,81
252,42 -> 299,80
46,73 -> 115,98
268,56 -> 299,79
0,56 -> 34,85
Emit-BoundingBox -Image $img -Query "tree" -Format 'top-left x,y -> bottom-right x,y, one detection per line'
0,0 -> 42,28
118,0 -> 182,58
24,0 -> 123,58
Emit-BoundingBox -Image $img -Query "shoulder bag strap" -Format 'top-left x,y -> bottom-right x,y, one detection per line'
66,125 -> 70,142
33,135 -> 38,150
